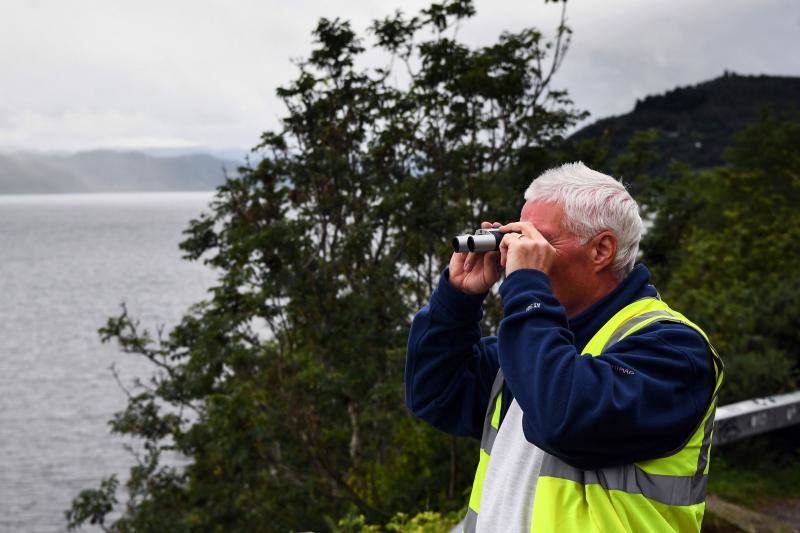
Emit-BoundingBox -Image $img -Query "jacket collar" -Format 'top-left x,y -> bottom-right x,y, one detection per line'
568,264 -> 658,352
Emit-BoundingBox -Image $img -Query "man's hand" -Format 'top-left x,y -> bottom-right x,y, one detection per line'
499,221 -> 557,276
448,221 -> 502,295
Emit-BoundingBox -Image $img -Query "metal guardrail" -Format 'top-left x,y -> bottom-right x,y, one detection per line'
714,390 -> 800,445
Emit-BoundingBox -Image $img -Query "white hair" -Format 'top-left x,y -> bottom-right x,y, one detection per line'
524,162 -> 643,279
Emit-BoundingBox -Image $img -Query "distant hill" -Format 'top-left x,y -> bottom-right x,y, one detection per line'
570,73 -> 800,173
0,150 -> 241,194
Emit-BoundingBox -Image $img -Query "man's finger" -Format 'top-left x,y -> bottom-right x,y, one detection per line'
499,234 -> 513,267
464,251 -> 480,272
483,250 -> 498,279
499,222 -> 533,236
499,221 -> 540,239
449,249 -> 467,276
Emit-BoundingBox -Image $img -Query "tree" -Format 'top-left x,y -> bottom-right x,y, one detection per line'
67,1 -> 584,530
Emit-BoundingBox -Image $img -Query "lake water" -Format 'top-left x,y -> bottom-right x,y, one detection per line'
0,192 -> 218,532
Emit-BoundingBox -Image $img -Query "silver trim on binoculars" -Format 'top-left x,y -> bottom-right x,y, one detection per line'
452,235 -> 470,253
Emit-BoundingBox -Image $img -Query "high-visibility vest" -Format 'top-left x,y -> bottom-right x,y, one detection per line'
462,297 -> 724,532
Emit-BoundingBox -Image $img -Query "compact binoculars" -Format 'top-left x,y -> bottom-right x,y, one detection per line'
452,228 -> 505,253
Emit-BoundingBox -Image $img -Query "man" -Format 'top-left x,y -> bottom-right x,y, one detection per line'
405,162 -> 723,532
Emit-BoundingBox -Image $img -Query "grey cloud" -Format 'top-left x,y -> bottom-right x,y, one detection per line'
1,0 -> 798,151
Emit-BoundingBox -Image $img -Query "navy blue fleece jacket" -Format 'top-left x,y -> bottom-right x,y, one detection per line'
405,264 -> 713,470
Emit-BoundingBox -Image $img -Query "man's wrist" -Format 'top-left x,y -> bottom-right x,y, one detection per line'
433,268 -> 488,321
499,268 -> 559,316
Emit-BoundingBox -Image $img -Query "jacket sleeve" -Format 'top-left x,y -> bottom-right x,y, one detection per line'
497,269 -> 713,470
405,269 -> 500,439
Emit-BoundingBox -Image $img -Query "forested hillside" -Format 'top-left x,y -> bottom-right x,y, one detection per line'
570,72 -> 800,173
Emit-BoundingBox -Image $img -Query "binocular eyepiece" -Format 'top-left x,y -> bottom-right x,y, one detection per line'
452,228 -> 505,253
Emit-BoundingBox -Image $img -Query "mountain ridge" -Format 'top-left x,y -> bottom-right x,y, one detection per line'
570,72 -> 800,172
0,150 -> 241,194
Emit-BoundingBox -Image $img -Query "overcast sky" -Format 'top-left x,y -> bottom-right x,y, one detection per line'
2,0 -> 798,154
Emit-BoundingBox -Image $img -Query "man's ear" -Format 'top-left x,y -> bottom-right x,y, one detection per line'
590,231 -> 617,273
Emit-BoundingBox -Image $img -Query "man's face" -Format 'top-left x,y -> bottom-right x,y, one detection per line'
519,200 -> 595,316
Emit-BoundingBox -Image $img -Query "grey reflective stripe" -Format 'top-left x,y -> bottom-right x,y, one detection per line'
601,311 -> 676,353
480,370 -> 505,454
465,370 -> 505,530
695,400 -> 717,476
487,370 -> 505,412
462,508 -> 478,533
483,424 -> 498,455
710,346 -> 725,398
539,455 -> 708,506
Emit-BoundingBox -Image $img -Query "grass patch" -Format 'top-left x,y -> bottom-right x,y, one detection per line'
708,426 -> 800,508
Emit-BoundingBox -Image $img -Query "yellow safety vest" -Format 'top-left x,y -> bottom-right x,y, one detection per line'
463,297 -> 724,532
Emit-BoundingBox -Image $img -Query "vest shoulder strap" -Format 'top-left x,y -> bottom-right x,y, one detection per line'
583,297 -> 710,354
581,297 -> 668,356
584,297 -> 724,399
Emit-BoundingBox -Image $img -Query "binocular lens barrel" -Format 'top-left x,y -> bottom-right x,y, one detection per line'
452,235 -> 470,253
467,233 -> 502,252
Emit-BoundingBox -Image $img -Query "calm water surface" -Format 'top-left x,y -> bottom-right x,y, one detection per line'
0,192 -> 217,532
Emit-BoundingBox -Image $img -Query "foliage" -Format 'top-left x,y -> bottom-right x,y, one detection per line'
709,426 -> 800,508
337,509 -> 461,532
66,475 -> 119,532
67,1 -> 584,531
